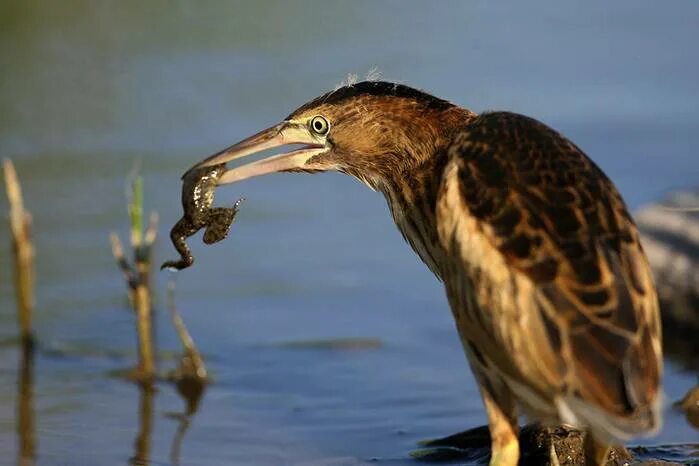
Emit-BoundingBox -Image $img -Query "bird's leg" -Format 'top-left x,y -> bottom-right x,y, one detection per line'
477,377 -> 519,466
583,431 -> 610,466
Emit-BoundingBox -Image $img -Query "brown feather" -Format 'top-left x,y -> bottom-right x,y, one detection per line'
436,112 -> 661,435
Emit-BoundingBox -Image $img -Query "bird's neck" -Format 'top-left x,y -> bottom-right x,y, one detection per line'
361,105 -> 476,278
378,107 -> 474,277
379,149 -> 451,277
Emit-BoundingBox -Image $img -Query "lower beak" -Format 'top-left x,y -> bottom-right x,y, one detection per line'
186,122 -> 329,185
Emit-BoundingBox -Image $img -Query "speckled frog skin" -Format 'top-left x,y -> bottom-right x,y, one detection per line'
161,164 -> 242,271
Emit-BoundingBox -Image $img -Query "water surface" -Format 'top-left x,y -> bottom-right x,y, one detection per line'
1,2 -> 698,465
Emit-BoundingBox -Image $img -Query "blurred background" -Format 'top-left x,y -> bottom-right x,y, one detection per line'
0,1 -> 697,465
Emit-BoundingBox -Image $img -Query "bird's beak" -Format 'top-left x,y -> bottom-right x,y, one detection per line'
186,121 -> 330,185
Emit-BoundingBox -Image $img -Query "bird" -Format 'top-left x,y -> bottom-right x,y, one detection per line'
189,81 -> 663,466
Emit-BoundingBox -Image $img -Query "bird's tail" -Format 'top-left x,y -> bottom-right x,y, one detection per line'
556,388 -> 663,442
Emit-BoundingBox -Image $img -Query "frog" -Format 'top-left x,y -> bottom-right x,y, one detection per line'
161,164 -> 243,271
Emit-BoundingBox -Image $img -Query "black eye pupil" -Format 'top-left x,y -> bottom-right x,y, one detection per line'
312,117 -> 327,134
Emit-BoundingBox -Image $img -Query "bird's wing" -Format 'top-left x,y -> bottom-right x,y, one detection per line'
437,111 -> 661,429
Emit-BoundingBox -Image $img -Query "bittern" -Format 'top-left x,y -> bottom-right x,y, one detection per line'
190,81 -> 662,466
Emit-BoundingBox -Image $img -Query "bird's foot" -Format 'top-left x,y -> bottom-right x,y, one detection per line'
489,439 -> 519,466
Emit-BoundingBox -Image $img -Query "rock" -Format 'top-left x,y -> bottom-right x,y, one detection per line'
635,192 -> 699,327
412,424 -> 683,465
635,191 -> 699,370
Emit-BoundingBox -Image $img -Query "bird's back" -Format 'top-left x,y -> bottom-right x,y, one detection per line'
434,111 -> 662,440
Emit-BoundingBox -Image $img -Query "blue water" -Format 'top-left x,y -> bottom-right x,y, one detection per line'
0,2 -> 697,465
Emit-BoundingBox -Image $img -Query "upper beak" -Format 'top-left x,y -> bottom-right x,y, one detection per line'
186,122 -> 329,185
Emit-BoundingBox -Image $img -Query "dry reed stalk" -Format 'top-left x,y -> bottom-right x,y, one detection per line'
3,159 -> 34,347
167,281 -> 208,384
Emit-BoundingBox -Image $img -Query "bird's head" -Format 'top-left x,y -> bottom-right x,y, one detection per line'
189,81 -> 471,191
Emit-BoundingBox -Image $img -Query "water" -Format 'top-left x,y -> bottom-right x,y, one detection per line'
1,1 -> 698,465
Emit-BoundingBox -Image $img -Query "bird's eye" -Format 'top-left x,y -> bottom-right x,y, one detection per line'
310,116 -> 329,135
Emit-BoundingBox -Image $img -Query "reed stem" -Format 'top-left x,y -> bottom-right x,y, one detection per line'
110,174 -> 158,381
3,159 -> 34,346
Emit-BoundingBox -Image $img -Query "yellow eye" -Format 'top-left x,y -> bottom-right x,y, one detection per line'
310,115 -> 329,135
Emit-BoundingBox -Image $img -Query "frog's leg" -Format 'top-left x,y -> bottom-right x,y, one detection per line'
160,218 -> 199,270
202,208 -> 236,244
203,198 -> 244,245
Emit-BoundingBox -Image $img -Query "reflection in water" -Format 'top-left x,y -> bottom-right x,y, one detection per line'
16,341 -> 36,466
168,376 -> 208,466
169,414 -> 190,466
165,280 -> 209,465
127,339 -> 209,465
130,382 -> 155,466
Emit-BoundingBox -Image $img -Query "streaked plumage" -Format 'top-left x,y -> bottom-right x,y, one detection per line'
190,81 -> 663,466
434,112 -> 662,443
